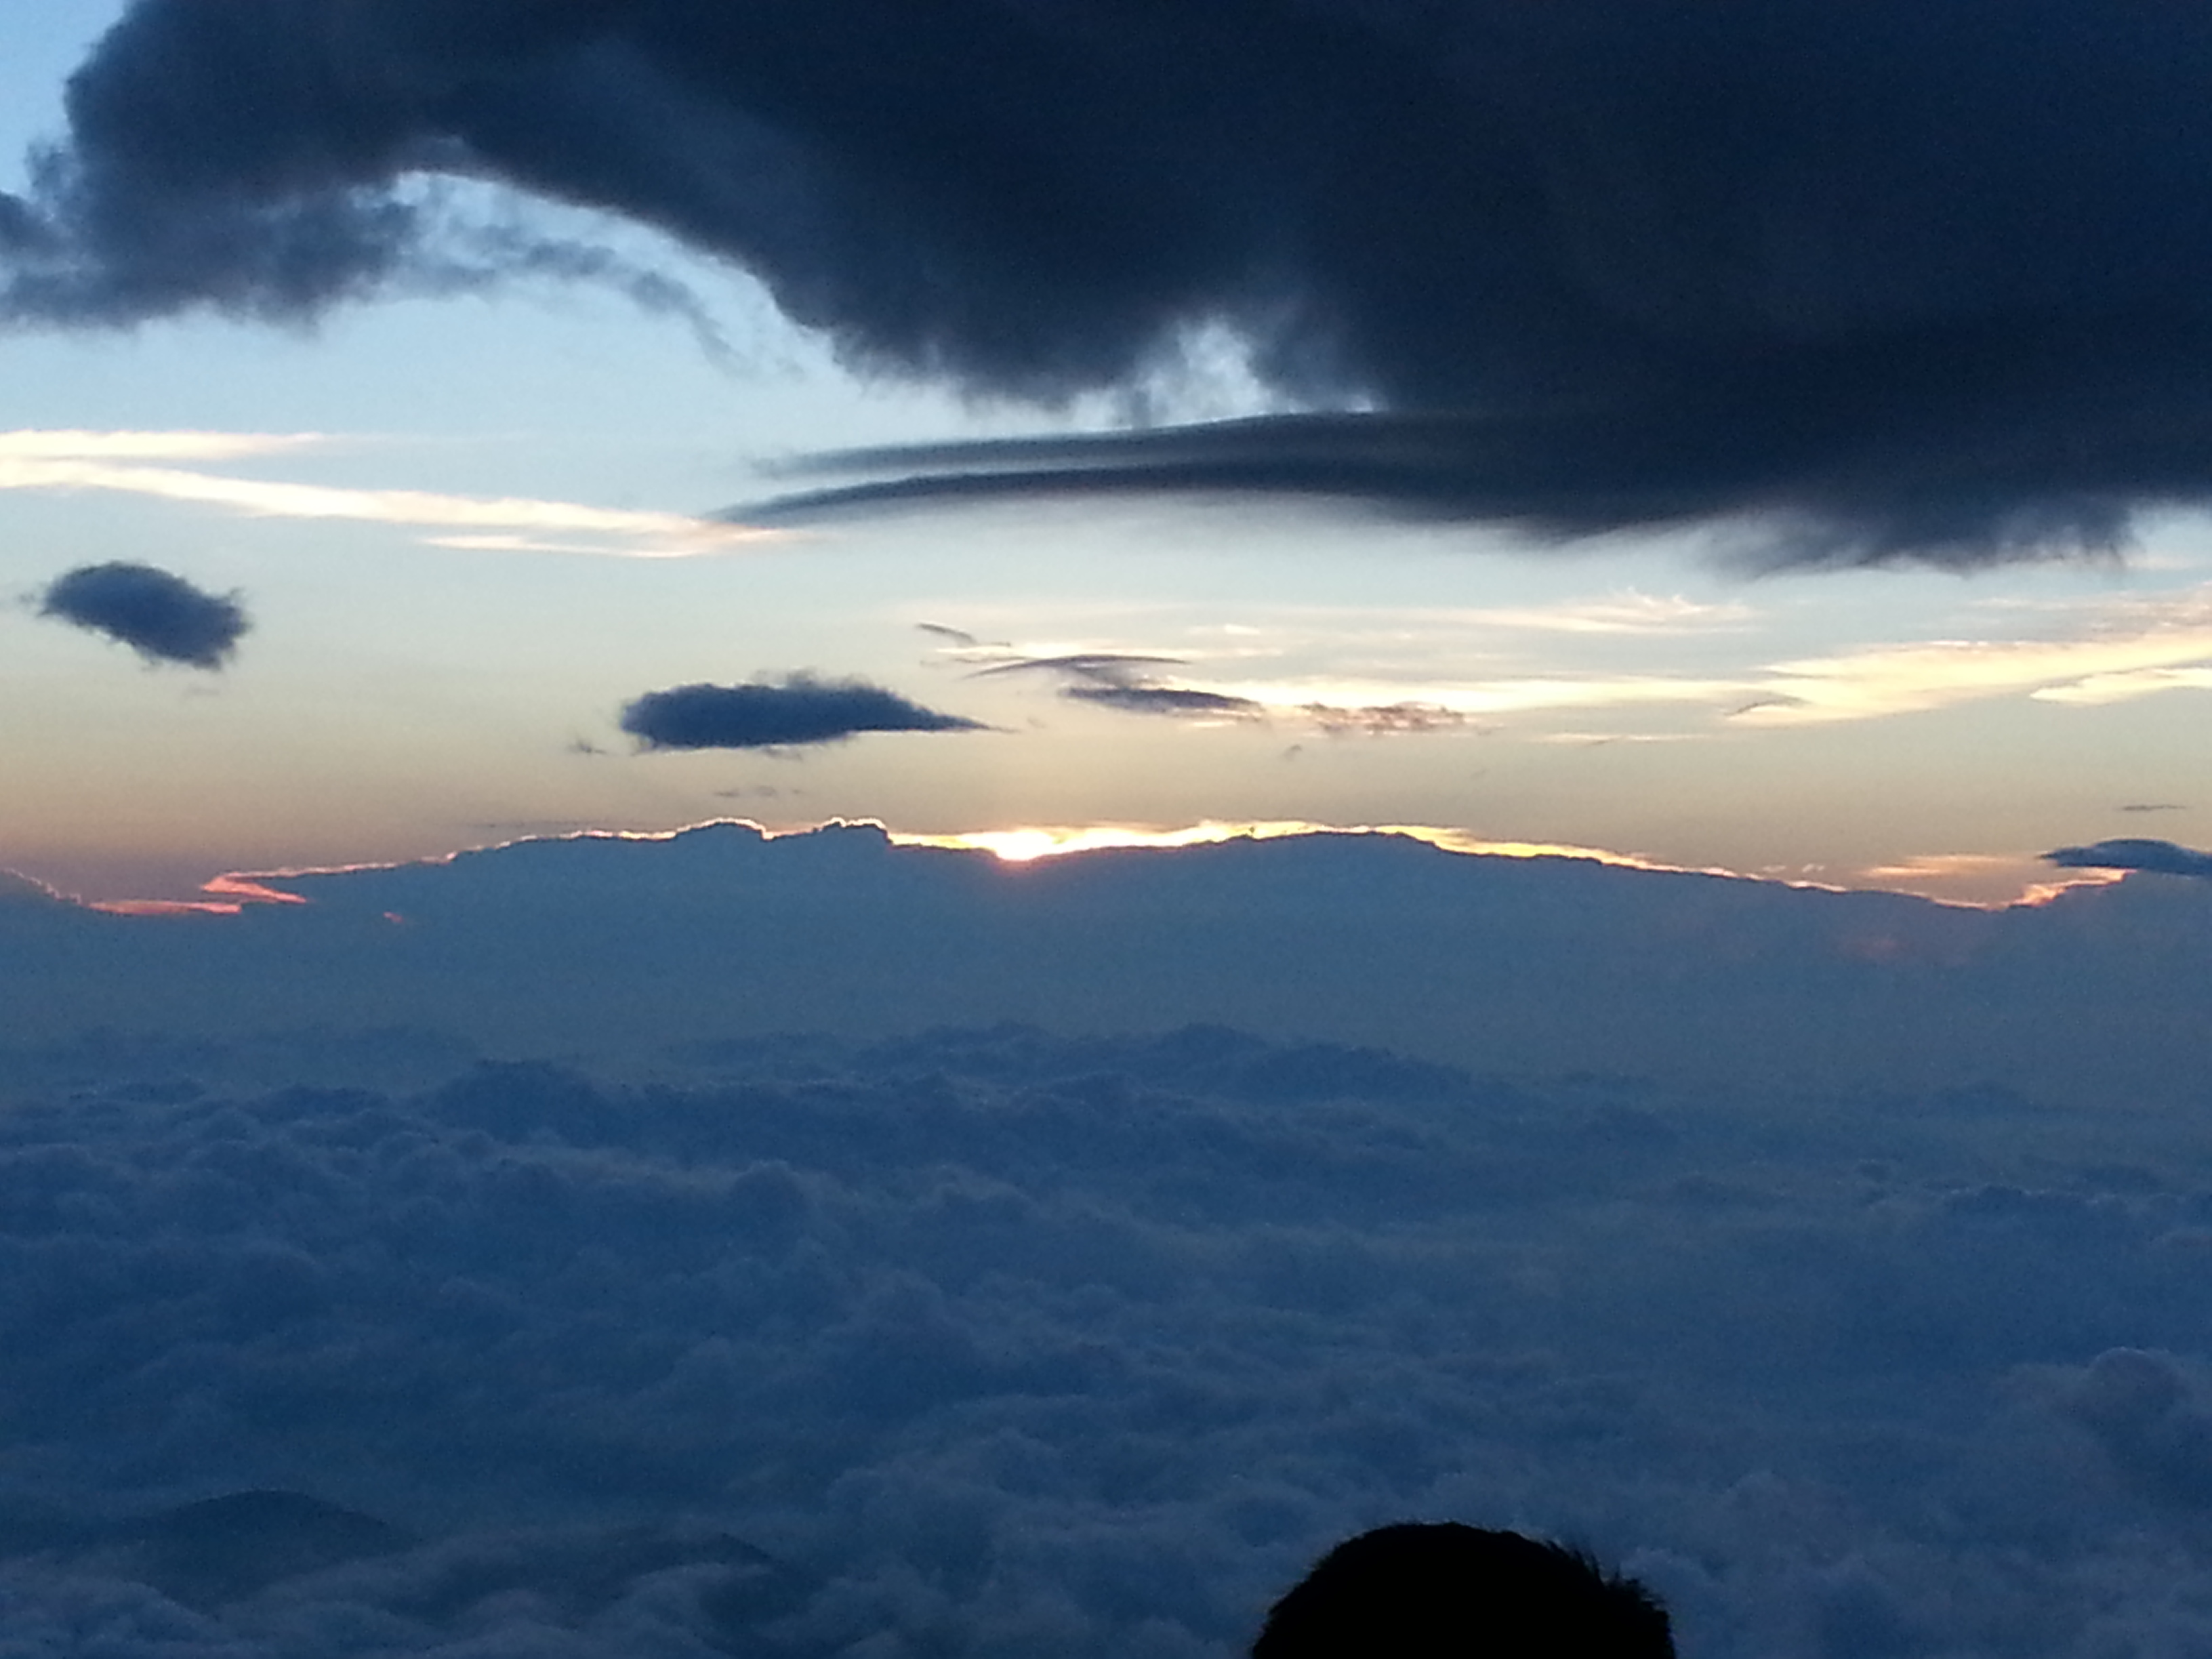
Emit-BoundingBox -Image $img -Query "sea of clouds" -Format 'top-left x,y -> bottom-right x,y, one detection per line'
3,1024 -> 2212,1656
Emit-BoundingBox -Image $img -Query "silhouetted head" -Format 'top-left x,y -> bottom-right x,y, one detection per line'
1253,1523 -> 1674,1658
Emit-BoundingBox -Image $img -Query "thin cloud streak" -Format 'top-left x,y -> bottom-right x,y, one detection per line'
0,432 -> 777,556
945,583 -> 2212,735
1432,593 -> 1756,635
1741,626 -> 2212,726
2032,666 -> 2212,706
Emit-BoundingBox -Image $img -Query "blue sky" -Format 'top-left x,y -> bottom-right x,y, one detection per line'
9,0 -> 2212,907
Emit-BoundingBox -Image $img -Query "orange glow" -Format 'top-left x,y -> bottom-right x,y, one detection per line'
90,898 -> 244,917
1856,853 -> 2128,908
884,819 -> 1704,873
200,874 -> 310,905
72,819 -> 2110,920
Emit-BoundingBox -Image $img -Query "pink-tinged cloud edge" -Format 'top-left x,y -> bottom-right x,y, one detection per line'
15,819 -> 2128,920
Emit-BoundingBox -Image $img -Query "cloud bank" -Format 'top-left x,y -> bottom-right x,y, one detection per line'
6,1027 -> 2212,1655
13,4 -> 2212,560
620,675 -> 985,750
37,560 -> 248,668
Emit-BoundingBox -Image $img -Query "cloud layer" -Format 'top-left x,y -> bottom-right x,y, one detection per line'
619,675 -> 984,750
37,560 -> 248,668
6,1026 -> 2212,1655
12,4 -> 2212,560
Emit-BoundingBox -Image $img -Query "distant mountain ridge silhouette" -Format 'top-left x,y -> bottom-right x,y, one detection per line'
5,823 -> 2209,1101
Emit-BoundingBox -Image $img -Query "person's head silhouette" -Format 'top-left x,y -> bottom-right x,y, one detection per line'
1252,1522 -> 1674,1658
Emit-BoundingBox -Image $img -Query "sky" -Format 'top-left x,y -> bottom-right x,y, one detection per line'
7,1 -> 2212,907
16,11 -> 2212,1656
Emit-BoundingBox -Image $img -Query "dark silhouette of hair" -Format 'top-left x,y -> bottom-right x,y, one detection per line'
1252,1522 -> 1675,1658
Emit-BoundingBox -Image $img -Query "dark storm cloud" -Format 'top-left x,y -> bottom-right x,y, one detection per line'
2044,838 -> 2212,880
37,561 -> 249,668
619,673 -> 983,750
17,4 -> 2212,562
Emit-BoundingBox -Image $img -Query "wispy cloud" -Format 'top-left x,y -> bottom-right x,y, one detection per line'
1242,674 -> 1739,717
1736,613 -> 2212,726
1433,592 -> 1756,635
0,429 -> 776,556
2031,667 -> 2212,706
937,583 -> 2212,741
975,651 -> 1494,733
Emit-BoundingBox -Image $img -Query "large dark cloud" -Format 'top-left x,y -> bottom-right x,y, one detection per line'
37,561 -> 249,668
14,4 -> 2212,562
619,673 -> 983,750
2044,838 -> 2212,880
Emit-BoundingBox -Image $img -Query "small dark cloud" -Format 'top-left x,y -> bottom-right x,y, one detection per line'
1068,683 -> 1267,721
2120,802 -> 2186,814
981,651 -> 1262,723
1303,701 -> 1483,737
619,674 -> 984,751
916,622 -> 981,648
2043,838 -> 2212,879
37,561 -> 249,668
